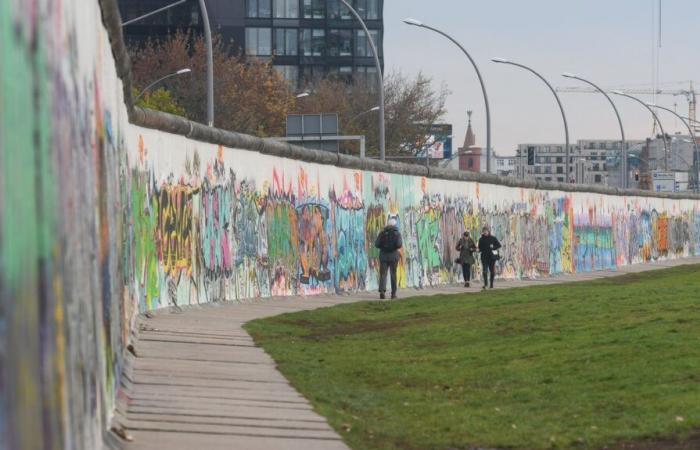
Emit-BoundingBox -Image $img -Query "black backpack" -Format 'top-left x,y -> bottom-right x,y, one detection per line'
380,229 -> 398,252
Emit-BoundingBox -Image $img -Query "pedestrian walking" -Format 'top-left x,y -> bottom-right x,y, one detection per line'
455,231 -> 477,287
478,226 -> 501,289
374,217 -> 403,299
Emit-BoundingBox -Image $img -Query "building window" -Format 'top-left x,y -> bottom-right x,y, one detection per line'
302,0 -> 325,18
595,174 -> 602,183
534,166 -> 542,174
355,0 -> 380,19
556,156 -> 563,163
247,0 -> 272,18
246,28 -> 272,56
545,177 -> 552,182
328,66 -> 353,82
328,0 -> 352,19
273,0 -> 298,18
468,158 -> 474,169
275,65 -> 299,87
556,166 -> 563,174
593,163 -> 600,171
557,177 -> 565,182
328,29 -> 352,56
301,65 -> 324,85
274,28 -> 298,56
544,166 -> 552,174
301,29 -> 325,56
356,29 -> 381,57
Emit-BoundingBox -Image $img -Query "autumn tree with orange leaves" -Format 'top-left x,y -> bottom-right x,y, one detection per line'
129,32 -> 295,137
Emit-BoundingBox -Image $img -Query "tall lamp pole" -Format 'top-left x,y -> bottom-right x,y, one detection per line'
650,103 -> 700,193
611,91 -> 669,170
404,18 -> 492,173
493,58 -> 570,180
198,0 -> 214,126
340,0 -> 385,160
562,73 -> 627,188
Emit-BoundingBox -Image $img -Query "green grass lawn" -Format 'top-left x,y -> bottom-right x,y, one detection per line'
245,265 -> 700,450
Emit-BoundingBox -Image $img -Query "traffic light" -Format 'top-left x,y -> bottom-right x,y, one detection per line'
527,147 -> 535,165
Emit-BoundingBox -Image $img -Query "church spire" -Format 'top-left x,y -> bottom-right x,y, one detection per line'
463,110 -> 476,149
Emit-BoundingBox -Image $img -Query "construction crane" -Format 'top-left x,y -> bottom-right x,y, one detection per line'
556,81 -> 698,129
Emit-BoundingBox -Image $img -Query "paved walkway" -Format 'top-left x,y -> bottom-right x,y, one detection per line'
118,257 -> 700,450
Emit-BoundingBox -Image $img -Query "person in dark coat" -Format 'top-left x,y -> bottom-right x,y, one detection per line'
478,226 -> 501,289
374,217 -> 403,299
456,231 -> 477,287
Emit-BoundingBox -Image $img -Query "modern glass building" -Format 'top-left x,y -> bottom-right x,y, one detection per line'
118,0 -> 384,88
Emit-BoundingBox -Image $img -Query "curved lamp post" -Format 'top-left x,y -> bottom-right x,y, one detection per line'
340,0 -> 385,160
611,91 -> 669,170
493,58 -> 570,179
134,68 -> 192,102
351,106 -> 380,121
562,73 -> 627,188
198,0 -> 214,127
649,103 -> 700,193
404,18 -> 492,173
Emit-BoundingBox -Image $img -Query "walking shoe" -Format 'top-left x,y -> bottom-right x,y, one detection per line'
380,292 -> 385,299
391,293 -> 397,299
464,282 -> 470,288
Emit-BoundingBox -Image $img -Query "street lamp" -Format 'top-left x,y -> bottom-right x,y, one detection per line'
405,18 -> 492,173
611,91 -> 669,170
351,106 -> 380,121
340,0 -> 385,160
122,0 -> 214,127
649,103 -> 700,193
493,58 -> 570,179
134,68 -> 191,103
562,73 -> 627,188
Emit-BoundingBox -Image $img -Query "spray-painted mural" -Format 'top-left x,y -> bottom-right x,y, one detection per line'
1,0 -> 700,449
121,132 -> 700,310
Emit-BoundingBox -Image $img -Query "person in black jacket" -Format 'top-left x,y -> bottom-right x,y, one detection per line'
374,217 -> 403,299
477,226 -> 501,289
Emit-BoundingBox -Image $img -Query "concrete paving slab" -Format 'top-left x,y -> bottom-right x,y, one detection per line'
121,257 -> 700,450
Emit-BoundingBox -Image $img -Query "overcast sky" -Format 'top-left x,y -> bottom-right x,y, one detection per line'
384,0 -> 700,156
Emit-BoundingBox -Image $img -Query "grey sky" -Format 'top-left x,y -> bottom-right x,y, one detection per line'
384,0 -> 700,156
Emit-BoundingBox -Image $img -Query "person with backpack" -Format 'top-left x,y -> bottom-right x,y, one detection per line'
455,231 -> 477,287
374,217 -> 403,299
478,226 -> 501,289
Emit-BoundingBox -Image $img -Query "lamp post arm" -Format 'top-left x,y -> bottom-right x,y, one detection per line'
571,76 -> 627,188
416,24 -> 491,173
122,0 -> 187,26
616,93 -> 669,170
135,71 -> 187,103
500,61 -> 569,179
652,104 -> 699,192
339,0 -> 385,160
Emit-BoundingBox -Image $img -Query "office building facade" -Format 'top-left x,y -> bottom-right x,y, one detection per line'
515,140 -> 644,186
118,0 -> 384,88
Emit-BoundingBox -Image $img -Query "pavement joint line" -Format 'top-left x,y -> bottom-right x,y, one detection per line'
138,338 -> 257,348
131,395 -> 306,404
126,427 -> 344,441
128,418 -> 332,432
127,410 -> 328,423
129,401 -> 313,411
133,380 -> 290,388
136,356 -> 276,366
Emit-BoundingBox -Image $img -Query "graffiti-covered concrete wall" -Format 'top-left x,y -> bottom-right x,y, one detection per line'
1,0 -> 700,449
127,128 -> 700,307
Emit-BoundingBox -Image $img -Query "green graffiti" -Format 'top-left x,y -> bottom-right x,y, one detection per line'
416,209 -> 442,269
131,172 -> 160,310
266,201 -> 298,269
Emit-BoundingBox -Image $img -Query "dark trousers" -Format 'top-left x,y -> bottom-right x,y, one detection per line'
379,260 -> 398,295
461,263 -> 471,283
482,259 -> 496,287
